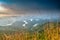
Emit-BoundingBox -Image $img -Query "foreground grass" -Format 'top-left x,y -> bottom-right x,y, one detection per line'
0,22 -> 60,40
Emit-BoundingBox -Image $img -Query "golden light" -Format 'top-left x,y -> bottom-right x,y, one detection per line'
0,3 -> 9,17
0,6 -> 5,10
0,2 -> 19,17
0,5 -> 8,12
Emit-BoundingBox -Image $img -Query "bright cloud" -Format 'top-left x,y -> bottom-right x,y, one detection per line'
23,20 -> 28,24
33,23 -> 38,27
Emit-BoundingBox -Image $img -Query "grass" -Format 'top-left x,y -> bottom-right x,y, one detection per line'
0,22 -> 60,40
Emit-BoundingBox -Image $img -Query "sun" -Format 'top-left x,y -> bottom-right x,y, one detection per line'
0,5 -> 7,12
0,2 -> 7,11
0,6 -> 5,11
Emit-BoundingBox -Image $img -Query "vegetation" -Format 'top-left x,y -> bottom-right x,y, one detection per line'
0,22 -> 60,40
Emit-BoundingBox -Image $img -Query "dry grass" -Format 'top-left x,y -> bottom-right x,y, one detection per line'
0,22 -> 60,40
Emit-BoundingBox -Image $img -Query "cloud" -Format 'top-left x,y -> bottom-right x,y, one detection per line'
0,1 -> 60,18
0,2 -> 41,16
30,19 -> 33,21
23,20 -> 28,24
0,17 -> 16,26
33,23 -> 38,27
22,24 -> 26,27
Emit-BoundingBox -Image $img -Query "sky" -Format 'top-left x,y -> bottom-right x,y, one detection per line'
0,0 -> 60,16
0,0 -> 60,26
